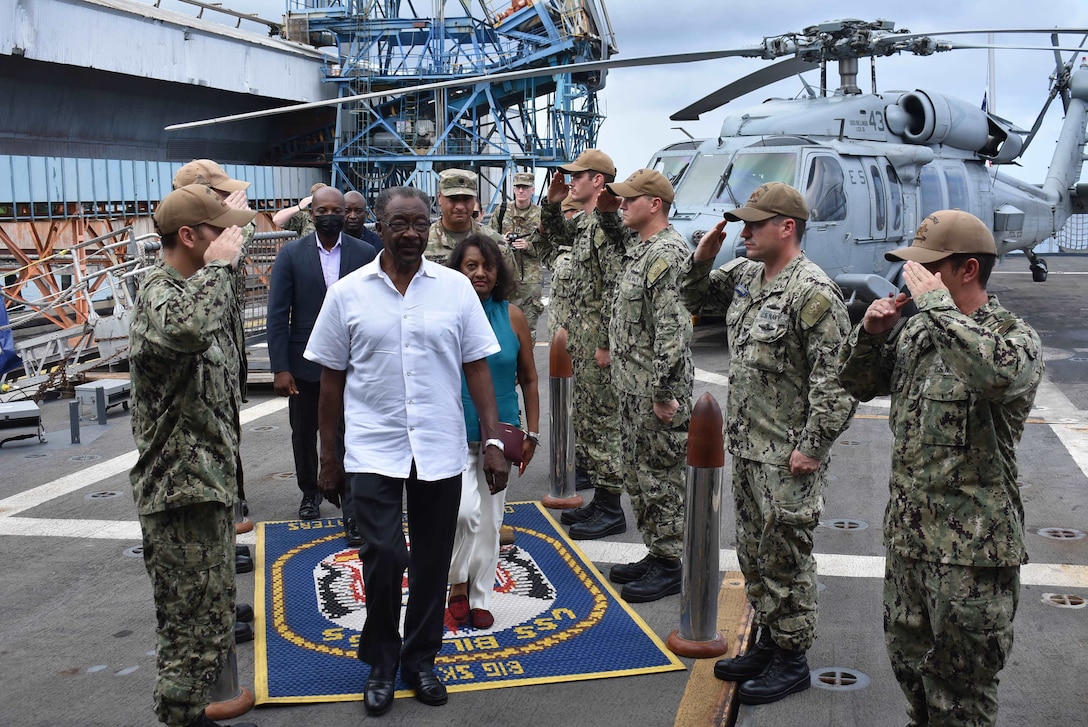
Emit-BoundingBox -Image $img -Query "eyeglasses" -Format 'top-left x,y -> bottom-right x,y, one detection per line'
382,218 -> 431,234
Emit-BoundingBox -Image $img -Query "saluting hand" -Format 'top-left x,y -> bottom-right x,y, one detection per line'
222,189 -> 250,211
547,172 -> 570,204
204,225 -> 244,267
902,260 -> 947,298
596,188 -> 621,213
694,219 -> 728,262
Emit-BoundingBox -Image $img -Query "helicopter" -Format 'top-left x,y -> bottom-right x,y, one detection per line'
167,17 -> 1088,307
635,19 -> 1088,305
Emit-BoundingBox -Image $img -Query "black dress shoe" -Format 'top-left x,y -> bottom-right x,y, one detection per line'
344,516 -> 365,547
737,647 -> 810,704
236,603 -> 254,623
364,665 -> 398,716
235,544 -> 251,559
620,556 -> 682,603
402,667 -> 448,706
559,497 -> 599,525
714,627 -> 776,681
298,494 -> 320,521
609,554 -> 654,585
234,620 -> 254,644
568,490 -> 626,540
235,553 -> 253,574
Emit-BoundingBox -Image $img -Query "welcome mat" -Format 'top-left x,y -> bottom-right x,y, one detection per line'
254,501 -> 685,704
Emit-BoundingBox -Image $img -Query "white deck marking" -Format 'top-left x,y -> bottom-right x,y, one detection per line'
2,381 -> 1085,588
0,398 -> 286,518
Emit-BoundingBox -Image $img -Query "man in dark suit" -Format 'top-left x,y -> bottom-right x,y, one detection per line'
268,186 -> 378,543
344,190 -> 384,252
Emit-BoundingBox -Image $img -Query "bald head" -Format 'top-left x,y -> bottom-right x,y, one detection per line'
344,190 -> 368,238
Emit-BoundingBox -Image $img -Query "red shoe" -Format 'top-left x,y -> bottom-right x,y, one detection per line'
470,608 -> 494,629
448,594 -> 470,625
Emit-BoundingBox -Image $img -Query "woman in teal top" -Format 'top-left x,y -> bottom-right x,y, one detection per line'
446,235 -> 540,630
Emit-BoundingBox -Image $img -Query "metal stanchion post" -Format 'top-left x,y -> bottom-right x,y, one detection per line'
234,494 -> 253,536
69,400 -> 81,444
668,392 -> 728,658
204,637 -> 255,721
95,386 -> 107,424
542,328 -> 583,510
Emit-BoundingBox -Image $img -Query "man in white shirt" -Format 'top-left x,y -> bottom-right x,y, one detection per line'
305,186 -> 510,717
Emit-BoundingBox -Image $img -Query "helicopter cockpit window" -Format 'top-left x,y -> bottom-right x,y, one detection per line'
651,154 -> 695,187
804,157 -> 847,221
920,165 -> 943,217
707,152 -> 797,207
869,164 -> 886,232
944,166 -> 970,211
886,164 -> 903,231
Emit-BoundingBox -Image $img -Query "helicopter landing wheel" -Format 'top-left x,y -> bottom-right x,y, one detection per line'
1030,258 -> 1048,282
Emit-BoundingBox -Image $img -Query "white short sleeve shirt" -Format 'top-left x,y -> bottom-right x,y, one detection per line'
304,256 -> 500,480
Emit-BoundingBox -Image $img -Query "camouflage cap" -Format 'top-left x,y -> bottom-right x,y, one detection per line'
155,184 -> 256,235
513,172 -> 535,187
724,182 -> 809,222
606,168 -> 675,204
439,169 -> 477,197
559,148 -> 617,178
886,209 -> 997,263
172,159 -> 250,193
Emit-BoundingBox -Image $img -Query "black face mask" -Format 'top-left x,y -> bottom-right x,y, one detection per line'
314,214 -> 345,236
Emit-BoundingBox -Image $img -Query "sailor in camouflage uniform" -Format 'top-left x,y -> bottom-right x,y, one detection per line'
490,171 -> 544,340
172,159 -> 256,537
271,182 -> 327,239
838,210 -> 1043,727
682,182 -> 856,705
536,150 -> 628,535
129,185 -> 258,727
604,170 -> 693,602
424,169 -> 517,296
543,194 -> 582,338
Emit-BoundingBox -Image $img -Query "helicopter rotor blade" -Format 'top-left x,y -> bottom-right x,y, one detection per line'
165,45 -> 767,131
164,23 -> 1088,132
874,27 -> 1088,44
671,57 -> 811,121
942,41 -> 1088,53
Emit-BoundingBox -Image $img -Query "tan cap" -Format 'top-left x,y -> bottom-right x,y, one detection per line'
886,209 -> 996,263
310,182 -> 328,195
606,168 -> 675,204
155,184 -> 256,235
439,169 -> 477,197
172,159 -> 250,193
561,193 -> 583,214
559,149 -> 616,178
724,182 -> 809,222
513,172 -> 535,187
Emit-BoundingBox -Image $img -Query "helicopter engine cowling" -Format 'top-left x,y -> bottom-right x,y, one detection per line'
886,91 -> 990,152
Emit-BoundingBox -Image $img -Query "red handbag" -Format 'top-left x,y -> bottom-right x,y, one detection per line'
496,422 -> 526,465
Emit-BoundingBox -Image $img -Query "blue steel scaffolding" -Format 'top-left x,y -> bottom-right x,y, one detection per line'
284,0 -> 615,207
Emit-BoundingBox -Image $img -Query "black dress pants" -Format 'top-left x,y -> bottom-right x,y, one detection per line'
350,466 -> 461,672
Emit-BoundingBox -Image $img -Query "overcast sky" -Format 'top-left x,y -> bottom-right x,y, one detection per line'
596,0 -> 1088,184
148,0 -> 1088,185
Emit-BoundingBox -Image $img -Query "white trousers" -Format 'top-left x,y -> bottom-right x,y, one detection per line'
448,445 -> 507,610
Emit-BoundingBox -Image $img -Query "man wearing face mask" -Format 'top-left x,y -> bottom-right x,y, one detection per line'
268,186 -> 378,543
